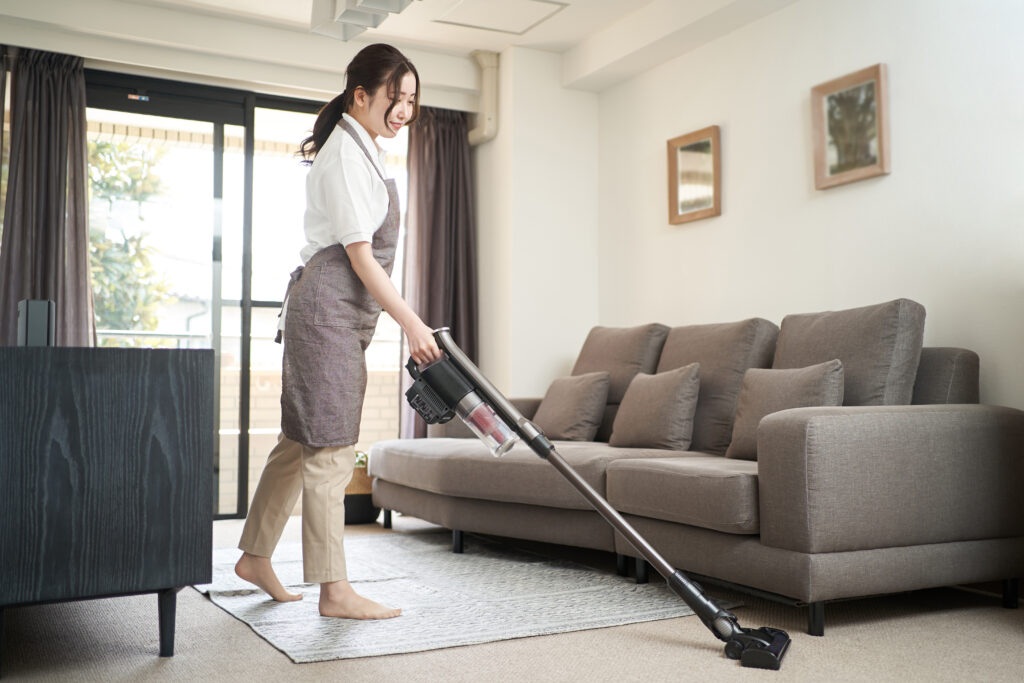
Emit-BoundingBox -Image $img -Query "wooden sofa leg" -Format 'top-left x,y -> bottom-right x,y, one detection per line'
158,588 -> 181,657
635,558 -> 649,584
616,554 -> 628,577
808,602 -> 825,636
452,530 -> 464,554
1003,579 -> 1019,608
382,509 -> 392,529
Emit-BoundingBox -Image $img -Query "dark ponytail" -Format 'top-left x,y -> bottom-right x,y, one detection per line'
300,44 -> 420,163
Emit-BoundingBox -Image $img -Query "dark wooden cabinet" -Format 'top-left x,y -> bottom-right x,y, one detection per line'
0,348 -> 214,674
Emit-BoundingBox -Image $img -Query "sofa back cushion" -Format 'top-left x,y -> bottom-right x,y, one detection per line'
655,318 -> 778,454
772,298 -> 926,406
911,347 -> 980,404
571,324 -> 670,441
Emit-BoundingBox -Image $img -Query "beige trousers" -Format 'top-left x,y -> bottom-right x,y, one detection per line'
238,433 -> 356,583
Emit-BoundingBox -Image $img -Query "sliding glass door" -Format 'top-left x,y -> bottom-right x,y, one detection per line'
85,71 -> 246,517
85,72 -> 409,519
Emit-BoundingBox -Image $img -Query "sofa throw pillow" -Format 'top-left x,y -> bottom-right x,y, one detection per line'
532,372 -> 611,441
772,298 -> 925,406
609,363 -> 700,450
725,360 -> 845,461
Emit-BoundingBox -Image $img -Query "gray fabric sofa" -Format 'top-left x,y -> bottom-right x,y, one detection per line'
369,299 -> 1024,634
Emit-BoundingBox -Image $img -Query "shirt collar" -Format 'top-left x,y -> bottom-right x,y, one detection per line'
341,112 -> 387,175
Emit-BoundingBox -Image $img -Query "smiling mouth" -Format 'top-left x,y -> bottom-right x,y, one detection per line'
389,121 -> 402,131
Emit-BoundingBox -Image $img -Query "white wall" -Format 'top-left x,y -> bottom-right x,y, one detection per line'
474,47 -> 600,397
596,0 -> 1024,409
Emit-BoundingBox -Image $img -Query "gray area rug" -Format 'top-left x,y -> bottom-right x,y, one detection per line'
197,532 -> 707,662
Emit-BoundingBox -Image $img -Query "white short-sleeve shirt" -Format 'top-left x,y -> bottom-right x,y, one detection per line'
300,112 -> 390,264
279,114 -> 389,333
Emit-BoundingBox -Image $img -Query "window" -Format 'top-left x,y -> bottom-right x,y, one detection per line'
86,108 -> 216,348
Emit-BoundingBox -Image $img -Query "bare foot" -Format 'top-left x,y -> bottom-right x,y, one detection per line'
235,552 -> 303,602
319,580 -> 401,619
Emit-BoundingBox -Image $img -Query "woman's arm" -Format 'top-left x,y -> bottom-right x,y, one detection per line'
345,241 -> 441,364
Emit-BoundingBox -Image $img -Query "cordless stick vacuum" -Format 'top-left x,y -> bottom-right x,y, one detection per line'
405,328 -> 792,670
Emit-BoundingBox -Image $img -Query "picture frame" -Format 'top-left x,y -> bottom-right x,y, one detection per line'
811,63 -> 890,190
667,125 -> 721,225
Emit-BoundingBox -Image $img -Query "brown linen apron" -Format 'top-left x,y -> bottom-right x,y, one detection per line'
278,119 -> 400,448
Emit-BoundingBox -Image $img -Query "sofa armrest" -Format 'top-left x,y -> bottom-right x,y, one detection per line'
757,404 -> 1024,553
425,397 -> 543,438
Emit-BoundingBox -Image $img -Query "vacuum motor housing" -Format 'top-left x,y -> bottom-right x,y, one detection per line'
406,355 -> 518,457
405,355 -> 468,425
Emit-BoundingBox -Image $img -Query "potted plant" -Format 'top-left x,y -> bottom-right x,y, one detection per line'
344,450 -> 381,524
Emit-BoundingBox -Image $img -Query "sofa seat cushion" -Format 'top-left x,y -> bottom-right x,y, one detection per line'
369,438 -> 685,511
606,456 -> 760,534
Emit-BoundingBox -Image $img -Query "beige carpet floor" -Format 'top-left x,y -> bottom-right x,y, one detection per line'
2,515 -> 1023,682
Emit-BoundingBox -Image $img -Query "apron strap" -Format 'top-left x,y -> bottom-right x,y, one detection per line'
274,265 -> 306,344
338,118 -> 388,182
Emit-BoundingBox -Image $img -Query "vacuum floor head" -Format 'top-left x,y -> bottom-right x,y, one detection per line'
725,626 -> 792,670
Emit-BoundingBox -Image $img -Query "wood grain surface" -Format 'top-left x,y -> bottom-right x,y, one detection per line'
0,348 -> 214,606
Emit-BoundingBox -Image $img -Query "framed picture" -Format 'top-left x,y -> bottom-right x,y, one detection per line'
811,63 -> 891,190
667,125 -> 721,225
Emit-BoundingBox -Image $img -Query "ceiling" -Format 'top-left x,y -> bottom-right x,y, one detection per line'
126,0 -> 649,56
0,0 -> 799,105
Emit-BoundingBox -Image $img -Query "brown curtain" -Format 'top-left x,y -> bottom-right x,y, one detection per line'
1,49 -> 8,245
400,106 -> 479,438
0,47 -> 95,346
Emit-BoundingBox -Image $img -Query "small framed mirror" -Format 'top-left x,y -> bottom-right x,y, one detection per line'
667,125 -> 721,225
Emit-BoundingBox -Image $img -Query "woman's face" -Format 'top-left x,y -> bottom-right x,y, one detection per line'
356,71 -> 417,140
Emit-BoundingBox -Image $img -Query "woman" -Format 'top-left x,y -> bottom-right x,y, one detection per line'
234,44 -> 441,620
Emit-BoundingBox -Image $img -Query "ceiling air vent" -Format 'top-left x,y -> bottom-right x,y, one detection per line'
311,0 -> 416,41
435,0 -> 566,35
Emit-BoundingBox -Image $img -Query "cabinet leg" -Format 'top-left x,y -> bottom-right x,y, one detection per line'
808,601 -> 825,636
382,509 -> 392,529
1003,579 -> 1019,608
158,588 -> 181,657
452,530 -> 464,554
635,558 -> 649,584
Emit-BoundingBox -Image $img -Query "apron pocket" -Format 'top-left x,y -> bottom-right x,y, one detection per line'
313,261 -> 380,329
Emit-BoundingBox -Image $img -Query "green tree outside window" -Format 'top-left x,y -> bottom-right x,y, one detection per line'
88,140 -> 176,346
